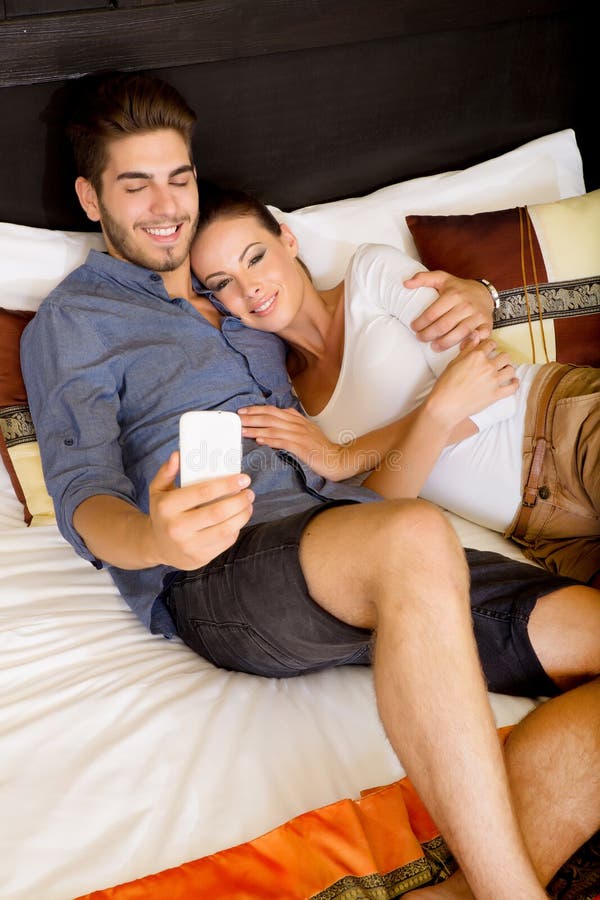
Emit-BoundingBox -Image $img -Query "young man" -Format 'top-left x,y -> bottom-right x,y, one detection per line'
21,72 -> 599,899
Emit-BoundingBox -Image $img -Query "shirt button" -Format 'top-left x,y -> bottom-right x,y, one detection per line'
538,486 -> 551,500
150,274 -> 161,282
64,438 -> 74,446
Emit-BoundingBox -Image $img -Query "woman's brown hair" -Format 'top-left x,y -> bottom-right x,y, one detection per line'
196,181 -> 312,278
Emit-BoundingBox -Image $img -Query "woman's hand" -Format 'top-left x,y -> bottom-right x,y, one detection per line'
237,405 -> 354,480
425,335 -> 518,429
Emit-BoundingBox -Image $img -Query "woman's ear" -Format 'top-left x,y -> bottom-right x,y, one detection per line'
279,223 -> 299,258
75,177 -> 102,223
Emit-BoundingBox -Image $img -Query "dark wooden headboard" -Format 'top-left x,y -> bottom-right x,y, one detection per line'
0,0 -> 593,231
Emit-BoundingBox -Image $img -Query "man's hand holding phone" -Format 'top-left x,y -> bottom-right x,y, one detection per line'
148,411 -> 253,570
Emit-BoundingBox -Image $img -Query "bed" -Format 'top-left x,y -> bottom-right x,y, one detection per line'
0,2 -> 598,898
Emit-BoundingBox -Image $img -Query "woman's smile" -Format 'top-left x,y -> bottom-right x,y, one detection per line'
250,291 -> 278,315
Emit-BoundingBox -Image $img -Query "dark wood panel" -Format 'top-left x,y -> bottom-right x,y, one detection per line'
0,0 -> 570,86
116,0 -> 172,8
6,0 -> 108,17
0,10 -> 588,231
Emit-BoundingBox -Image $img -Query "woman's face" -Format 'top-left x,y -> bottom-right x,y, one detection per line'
190,215 -> 306,333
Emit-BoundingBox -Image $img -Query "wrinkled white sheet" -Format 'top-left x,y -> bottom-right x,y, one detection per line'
0,464 -> 537,900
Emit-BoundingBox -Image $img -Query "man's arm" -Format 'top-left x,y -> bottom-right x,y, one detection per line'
21,302 -> 254,574
407,269 -> 495,351
73,452 -> 254,571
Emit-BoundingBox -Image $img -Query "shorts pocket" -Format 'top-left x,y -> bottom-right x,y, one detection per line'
188,618 -> 308,678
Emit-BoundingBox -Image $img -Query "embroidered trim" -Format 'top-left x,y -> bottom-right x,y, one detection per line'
310,836 -> 455,899
0,404 -> 37,448
493,277 -> 600,328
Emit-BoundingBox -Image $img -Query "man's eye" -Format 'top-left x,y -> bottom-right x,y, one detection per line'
249,251 -> 266,267
125,186 -> 146,194
171,180 -> 189,188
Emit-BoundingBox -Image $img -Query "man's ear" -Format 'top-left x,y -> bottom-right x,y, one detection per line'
75,176 -> 101,223
280,223 -> 299,258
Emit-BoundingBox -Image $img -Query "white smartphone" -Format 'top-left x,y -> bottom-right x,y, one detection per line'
179,410 -> 242,487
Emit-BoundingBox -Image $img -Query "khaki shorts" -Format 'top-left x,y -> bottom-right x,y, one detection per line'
505,363 -> 600,582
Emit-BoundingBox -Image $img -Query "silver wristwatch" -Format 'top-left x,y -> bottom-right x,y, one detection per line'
477,277 -> 500,310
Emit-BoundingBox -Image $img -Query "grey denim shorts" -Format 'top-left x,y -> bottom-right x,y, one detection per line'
166,501 -> 578,697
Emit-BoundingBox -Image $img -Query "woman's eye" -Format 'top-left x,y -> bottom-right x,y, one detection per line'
248,251 -> 266,267
213,279 -> 230,292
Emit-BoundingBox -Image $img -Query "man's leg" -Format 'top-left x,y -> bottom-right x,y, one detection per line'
299,498 -> 545,900
405,677 -> 600,898
527,583 -> 600,690
465,547 -> 600,696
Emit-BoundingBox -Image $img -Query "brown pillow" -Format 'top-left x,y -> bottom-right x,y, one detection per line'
406,190 -> 600,366
0,307 -> 56,525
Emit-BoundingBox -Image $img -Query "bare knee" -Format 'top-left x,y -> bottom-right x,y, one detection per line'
367,499 -> 470,602
298,499 -> 469,630
372,498 -> 464,562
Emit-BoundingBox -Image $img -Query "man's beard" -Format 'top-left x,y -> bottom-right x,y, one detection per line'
99,200 -> 199,273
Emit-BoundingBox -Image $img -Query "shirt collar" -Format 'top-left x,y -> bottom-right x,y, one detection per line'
85,249 -> 216,306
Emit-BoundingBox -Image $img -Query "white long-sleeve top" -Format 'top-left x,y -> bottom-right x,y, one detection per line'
307,244 -> 540,532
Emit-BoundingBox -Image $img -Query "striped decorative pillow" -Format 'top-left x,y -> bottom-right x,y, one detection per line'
406,190 -> 600,366
0,308 -> 55,525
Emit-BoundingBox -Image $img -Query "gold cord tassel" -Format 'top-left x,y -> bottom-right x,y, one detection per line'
518,206 -> 537,363
524,207 -> 551,364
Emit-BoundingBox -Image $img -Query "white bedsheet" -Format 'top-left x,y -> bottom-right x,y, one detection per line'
0,462 -> 538,900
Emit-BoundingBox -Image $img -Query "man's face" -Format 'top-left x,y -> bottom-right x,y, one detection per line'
80,129 -> 199,273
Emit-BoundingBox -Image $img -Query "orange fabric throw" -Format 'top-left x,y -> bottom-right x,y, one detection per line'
76,731 -> 520,900
78,725 -> 600,900
76,776 -> 456,900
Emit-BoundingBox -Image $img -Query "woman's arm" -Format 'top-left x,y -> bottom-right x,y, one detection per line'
237,398 -> 467,489
238,336 -> 517,495
368,338 -> 517,498
238,247 -> 515,494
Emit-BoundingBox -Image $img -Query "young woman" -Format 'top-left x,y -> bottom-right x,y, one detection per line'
190,188 -> 600,584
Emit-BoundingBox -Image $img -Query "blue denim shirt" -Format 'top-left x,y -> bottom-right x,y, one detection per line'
21,250 -> 378,636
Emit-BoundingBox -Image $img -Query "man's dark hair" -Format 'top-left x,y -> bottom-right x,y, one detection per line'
67,71 -> 197,193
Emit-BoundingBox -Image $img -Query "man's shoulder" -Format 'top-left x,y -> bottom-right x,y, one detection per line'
37,250 -> 102,307
38,249 -> 132,316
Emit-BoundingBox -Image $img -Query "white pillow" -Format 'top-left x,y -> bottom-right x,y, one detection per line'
0,225 -> 106,312
0,128 -> 585,310
271,129 -> 585,288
